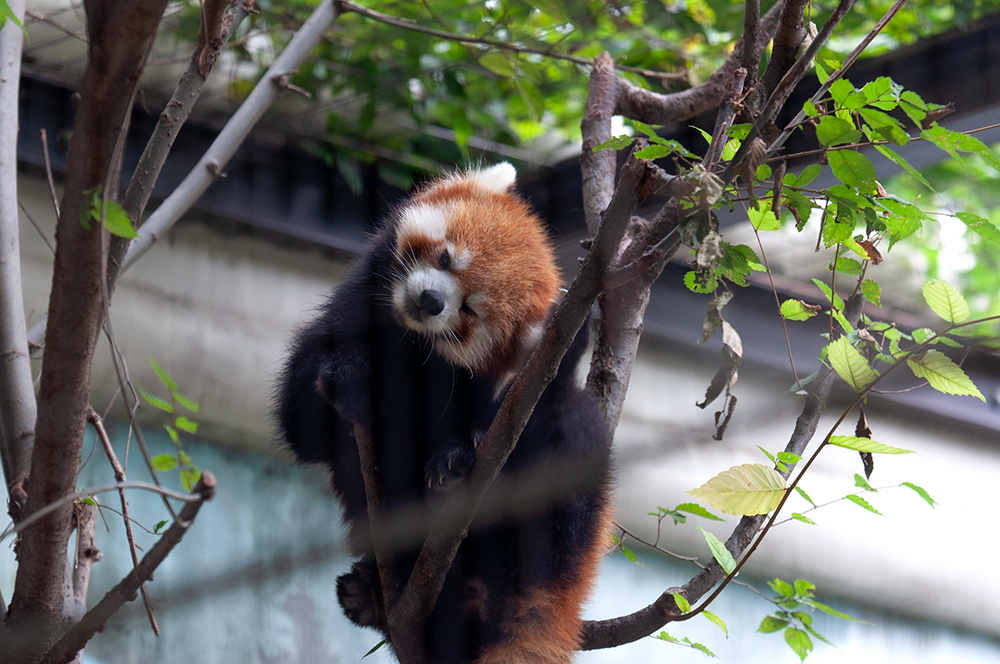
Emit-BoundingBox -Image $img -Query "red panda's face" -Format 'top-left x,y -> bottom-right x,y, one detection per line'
389,163 -> 560,380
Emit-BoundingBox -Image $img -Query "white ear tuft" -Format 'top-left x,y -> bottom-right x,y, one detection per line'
467,162 -> 517,194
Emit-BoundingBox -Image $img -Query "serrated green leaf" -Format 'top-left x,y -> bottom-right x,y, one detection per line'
592,135 -> 633,152
770,577 -> 795,597
180,468 -> 202,492
674,502 -> 726,522
861,279 -> 881,307
854,473 -> 875,491
902,482 -> 937,508
686,640 -> 716,658
785,627 -> 814,662
672,592 -> 691,613
140,389 -> 174,413
698,527 -> 737,574
795,485 -> 816,507
792,512 -> 816,525
907,350 -> 984,400
634,144 -> 674,160
655,630 -> 680,643
816,117 -> 863,146
829,435 -> 913,454
149,357 -> 178,391
758,615 -> 789,633
151,453 -> 179,472
687,464 -> 787,516
811,278 -> 844,309
173,392 -> 200,413
777,451 -> 802,465
780,299 -> 819,321
874,144 -> 933,190
620,547 -> 638,563
0,0 -> 26,34
794,578 -> 815,597
175,416 -> 199,434
758,446 -> 776,463
703,610 -> 728,635
827,150 -> 877,193
479,52 -> 515,77
827,337 -> 876,392
845,493 -> 883,515
749,202 -> 780,230
955,212 -> 1000,245
164,425 -> 179,444
804,598 -> 863,622
921,279 -> 970,324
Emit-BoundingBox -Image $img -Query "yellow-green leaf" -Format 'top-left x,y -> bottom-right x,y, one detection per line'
698,527 -> 737,573
907,350 -> 984,400
687,464 -> 787,516
479,53 -> 515,77
921,279 -> 970,324
780,299 -> 819,321
828,435 -> 913,454
827,337 -> 876,392
748,202 -> 780,230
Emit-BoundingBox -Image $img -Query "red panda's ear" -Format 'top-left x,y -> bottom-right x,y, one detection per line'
467,162 -> 516,194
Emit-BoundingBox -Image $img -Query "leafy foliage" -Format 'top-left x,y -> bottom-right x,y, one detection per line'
140,358 -> 202,492
687,464 -> 786,516
758,578 -> 861,662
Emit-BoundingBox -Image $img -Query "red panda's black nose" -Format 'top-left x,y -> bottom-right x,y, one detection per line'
419,290 -> 446,316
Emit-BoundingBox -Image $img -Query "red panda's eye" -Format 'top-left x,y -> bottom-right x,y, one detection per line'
439,251 -> 451,269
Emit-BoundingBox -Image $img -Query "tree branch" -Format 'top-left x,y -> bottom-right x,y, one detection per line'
41,473 -> 216,664
336,0 -> 687,82
0,0 -> 35,526
26,0 -> 341,351
3,2 -> 170,658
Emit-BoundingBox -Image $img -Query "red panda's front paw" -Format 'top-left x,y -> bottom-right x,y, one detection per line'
336,559 -> 386,629
424,446 -> 476,489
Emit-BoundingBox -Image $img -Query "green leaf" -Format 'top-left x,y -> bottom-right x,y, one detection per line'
687,464 -> 787,516
149,357 -> 178,391
829,435 -> 913,454
81,497 -> 97,506
794,579 -> 816,597
874,145 -> 933,190
826,337 -> 876,392
173,392 -> 200,413
180,468 -> 202,493
674,502 -> 726,522
785,627 -> 814,662
769,577 -> 795,597
816,117 -> 863,146
686,640 -> 716,657
153,520 -> 168,534
672,592 -> 692,613
861,279 -> 881,307
164,425 -> 180,444
620,547 -> 639,563
804,599 -> 863,622
592,135 -> 633,152
907,350 -> 985,401
921,279 -> 970,324
780,299 -> 819,321
99,200 -> 139,239
859,108 -> 909,145
0,0 -> 26,34
794,485 -> 816,507
845,494 -> 883,516
827,150 -> 877,193
854,473 -> 875,491
955,212 -> 1000,245
175,416 -> 199,434
479,53 -> 515,77
151,453 -> 179,472
749,202 -> 780,230
515,79 -> 544,121
758,615 -> 789,633
363,640 -> 387,658
703,610 -> 728,635
139,389 -> 174,413
902,481 -> 937,508
698,527 -> 737,574
791,512 -> 816,525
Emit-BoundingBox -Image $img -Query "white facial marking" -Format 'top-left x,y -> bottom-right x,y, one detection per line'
397,203 -> 449,245
452,246 -> 472,270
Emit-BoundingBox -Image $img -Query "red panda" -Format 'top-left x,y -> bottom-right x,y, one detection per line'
276,163 -> 613,664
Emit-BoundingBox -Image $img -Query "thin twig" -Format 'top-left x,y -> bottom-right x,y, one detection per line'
42,473 -> 216,664
87,407 -> 160,635
338,0 -> 687,81
40,128 -> 60,219
615,522 -> 700,562
17,200 -> 55,254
